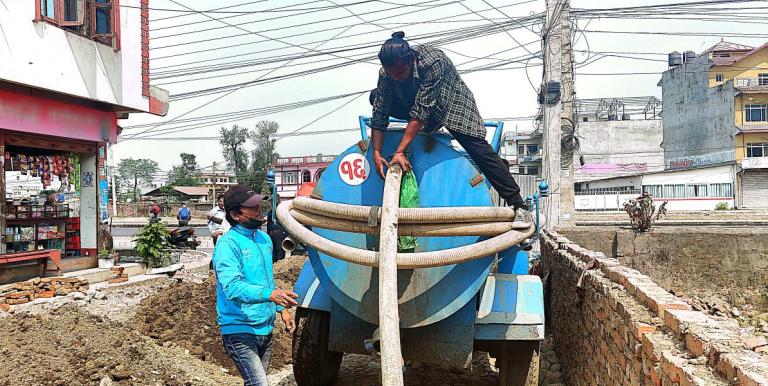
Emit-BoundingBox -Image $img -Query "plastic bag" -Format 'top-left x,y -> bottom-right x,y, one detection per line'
398,171 -> 419,252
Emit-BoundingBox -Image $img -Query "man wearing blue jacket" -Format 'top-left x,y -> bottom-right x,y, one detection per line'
213,185 -> 298,386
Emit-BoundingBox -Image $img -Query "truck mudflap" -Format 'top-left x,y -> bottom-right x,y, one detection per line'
293,259 -> 331,312
474,273 -> 545,341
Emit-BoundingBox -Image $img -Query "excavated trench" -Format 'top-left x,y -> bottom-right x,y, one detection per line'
0,256 -> 566,386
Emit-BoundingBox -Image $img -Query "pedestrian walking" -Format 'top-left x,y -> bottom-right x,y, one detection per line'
177,202 -> 192,226
208,194 -> 230,245
369,31 -> 529,220
148,201 -> 161,222
212,186 -> 298,386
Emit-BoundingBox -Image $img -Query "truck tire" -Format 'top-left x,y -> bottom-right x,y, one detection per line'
292,307 -> 343,386
496,341 -> 540,386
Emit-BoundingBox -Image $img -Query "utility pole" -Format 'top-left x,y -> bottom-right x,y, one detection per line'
559,0 -> 576,226
109,145 -> 117,216
542,0 -> 564,228
211,162 -> 217,204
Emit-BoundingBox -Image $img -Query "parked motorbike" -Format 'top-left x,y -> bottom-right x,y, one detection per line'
167,226 -> 200,250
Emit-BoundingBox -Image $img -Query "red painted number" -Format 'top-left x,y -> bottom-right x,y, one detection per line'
340,159 -> 366,181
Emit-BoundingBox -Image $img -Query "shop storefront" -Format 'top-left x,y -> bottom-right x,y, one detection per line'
0,86 -> 113,283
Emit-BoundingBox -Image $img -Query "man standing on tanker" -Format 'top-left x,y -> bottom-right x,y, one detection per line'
369,31 -> 529,218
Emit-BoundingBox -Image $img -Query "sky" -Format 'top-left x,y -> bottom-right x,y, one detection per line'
113,0 -> 768,179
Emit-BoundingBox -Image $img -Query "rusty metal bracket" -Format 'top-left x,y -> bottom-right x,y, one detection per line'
357,140 -> 369,152
367,205 -> 380,227
470,174 -> 485,187
576,258 -> 598,303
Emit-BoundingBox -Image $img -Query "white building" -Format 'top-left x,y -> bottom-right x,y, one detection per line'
576,165 -> 736,211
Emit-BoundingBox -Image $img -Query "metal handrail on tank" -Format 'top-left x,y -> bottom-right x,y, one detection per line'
358,116 -> 506,154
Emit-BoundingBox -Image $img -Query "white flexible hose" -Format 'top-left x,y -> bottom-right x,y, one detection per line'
276,201 -> 534,269
378,165 -> 404,386
288,208 -> 529,236
292,195 -> 517,224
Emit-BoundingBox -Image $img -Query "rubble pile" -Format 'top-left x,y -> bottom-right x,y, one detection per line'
108,267 -> 129,284
0,276 -> 88,308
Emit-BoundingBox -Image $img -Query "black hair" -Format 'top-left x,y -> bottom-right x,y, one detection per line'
225,205 -> 241,226
216,194 -> 224,201
378,31 -> 413,67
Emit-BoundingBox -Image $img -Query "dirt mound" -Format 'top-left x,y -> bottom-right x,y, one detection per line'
133,257 -> 307,375
0,305 -> 240,386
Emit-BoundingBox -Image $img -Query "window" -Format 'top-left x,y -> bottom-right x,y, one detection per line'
642,185 -> 663,198
36,0 -> 119,49
518,166 -> 526,174
517,145 -> 525,155
314,168 -> 325,181
747,142 -> 768,158
662,184 -> 686,198
582,117 -> 588,122
709,183 -> 732,197
745,105 -> 767,122
715,74 -> 723,82
283,171 -> 297,185
759,73 -> 768,86
687,184 -> 707,198
527,166 -> 539,176
301,170 -> 312,183
526,144 -> 539,155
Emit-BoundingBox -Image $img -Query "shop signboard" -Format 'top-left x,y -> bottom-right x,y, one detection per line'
0,88 -> 118,143
99,179 -> 109,223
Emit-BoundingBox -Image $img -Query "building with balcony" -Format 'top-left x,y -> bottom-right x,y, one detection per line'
271,154 -> 336,199
0,0 -> 168,281
659,39 -> 768,208
500,131 -> 542,176
198,165 -> 238,197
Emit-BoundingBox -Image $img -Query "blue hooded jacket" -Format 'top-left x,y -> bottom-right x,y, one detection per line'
212,224 -> 283,335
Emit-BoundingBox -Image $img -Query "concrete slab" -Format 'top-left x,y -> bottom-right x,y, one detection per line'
63,263 -> 145,284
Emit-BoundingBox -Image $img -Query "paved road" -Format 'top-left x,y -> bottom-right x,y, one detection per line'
112,226 -> 211,237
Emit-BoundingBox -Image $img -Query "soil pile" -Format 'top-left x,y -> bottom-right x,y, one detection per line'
133,257 -> 307,374
0,305 -> 239,386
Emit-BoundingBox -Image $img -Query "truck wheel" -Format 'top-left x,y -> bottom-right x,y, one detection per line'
496,341 -> 540,386
292,307 -> 343,386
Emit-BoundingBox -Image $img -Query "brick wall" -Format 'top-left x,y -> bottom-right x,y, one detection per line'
140,0 -> 149,97
541,229 -> 768,386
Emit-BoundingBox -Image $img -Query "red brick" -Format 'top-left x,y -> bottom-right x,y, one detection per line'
743,336 -> 767,351
649,365 -> 662,386
0,303 -> 10,313
36,291 -> 55,298
643,290 -> 690,318
630,321 -> 657,342
660,351 -> 685,383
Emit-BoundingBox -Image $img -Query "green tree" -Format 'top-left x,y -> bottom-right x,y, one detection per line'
219,125 -> 250,187
166,152 -> 201,186
248,120 -> 280,191
117,158 -> 159,201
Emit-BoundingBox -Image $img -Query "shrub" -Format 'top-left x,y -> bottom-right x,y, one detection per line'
714,202 -> 730,211
134,221 -> 171,268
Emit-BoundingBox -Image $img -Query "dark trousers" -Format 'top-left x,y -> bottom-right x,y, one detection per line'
222,333 -> 272,386
371,89 -> 525,208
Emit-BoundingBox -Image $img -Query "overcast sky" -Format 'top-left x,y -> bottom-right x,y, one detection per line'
114,0 -> 768,177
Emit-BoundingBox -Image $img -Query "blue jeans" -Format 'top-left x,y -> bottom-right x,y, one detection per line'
222,333 -> 273,386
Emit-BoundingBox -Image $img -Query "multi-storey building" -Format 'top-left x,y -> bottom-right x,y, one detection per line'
0,1 -> 168,281
271,155 -> 336,199
660,40 -> 768,208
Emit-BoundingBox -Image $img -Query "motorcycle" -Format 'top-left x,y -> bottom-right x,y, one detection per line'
167,226 -> 200,250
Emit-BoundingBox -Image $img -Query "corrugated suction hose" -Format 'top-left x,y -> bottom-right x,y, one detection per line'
276,166 -> 535,386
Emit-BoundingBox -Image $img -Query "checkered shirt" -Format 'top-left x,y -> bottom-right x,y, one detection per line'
370,45 -> 486,138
